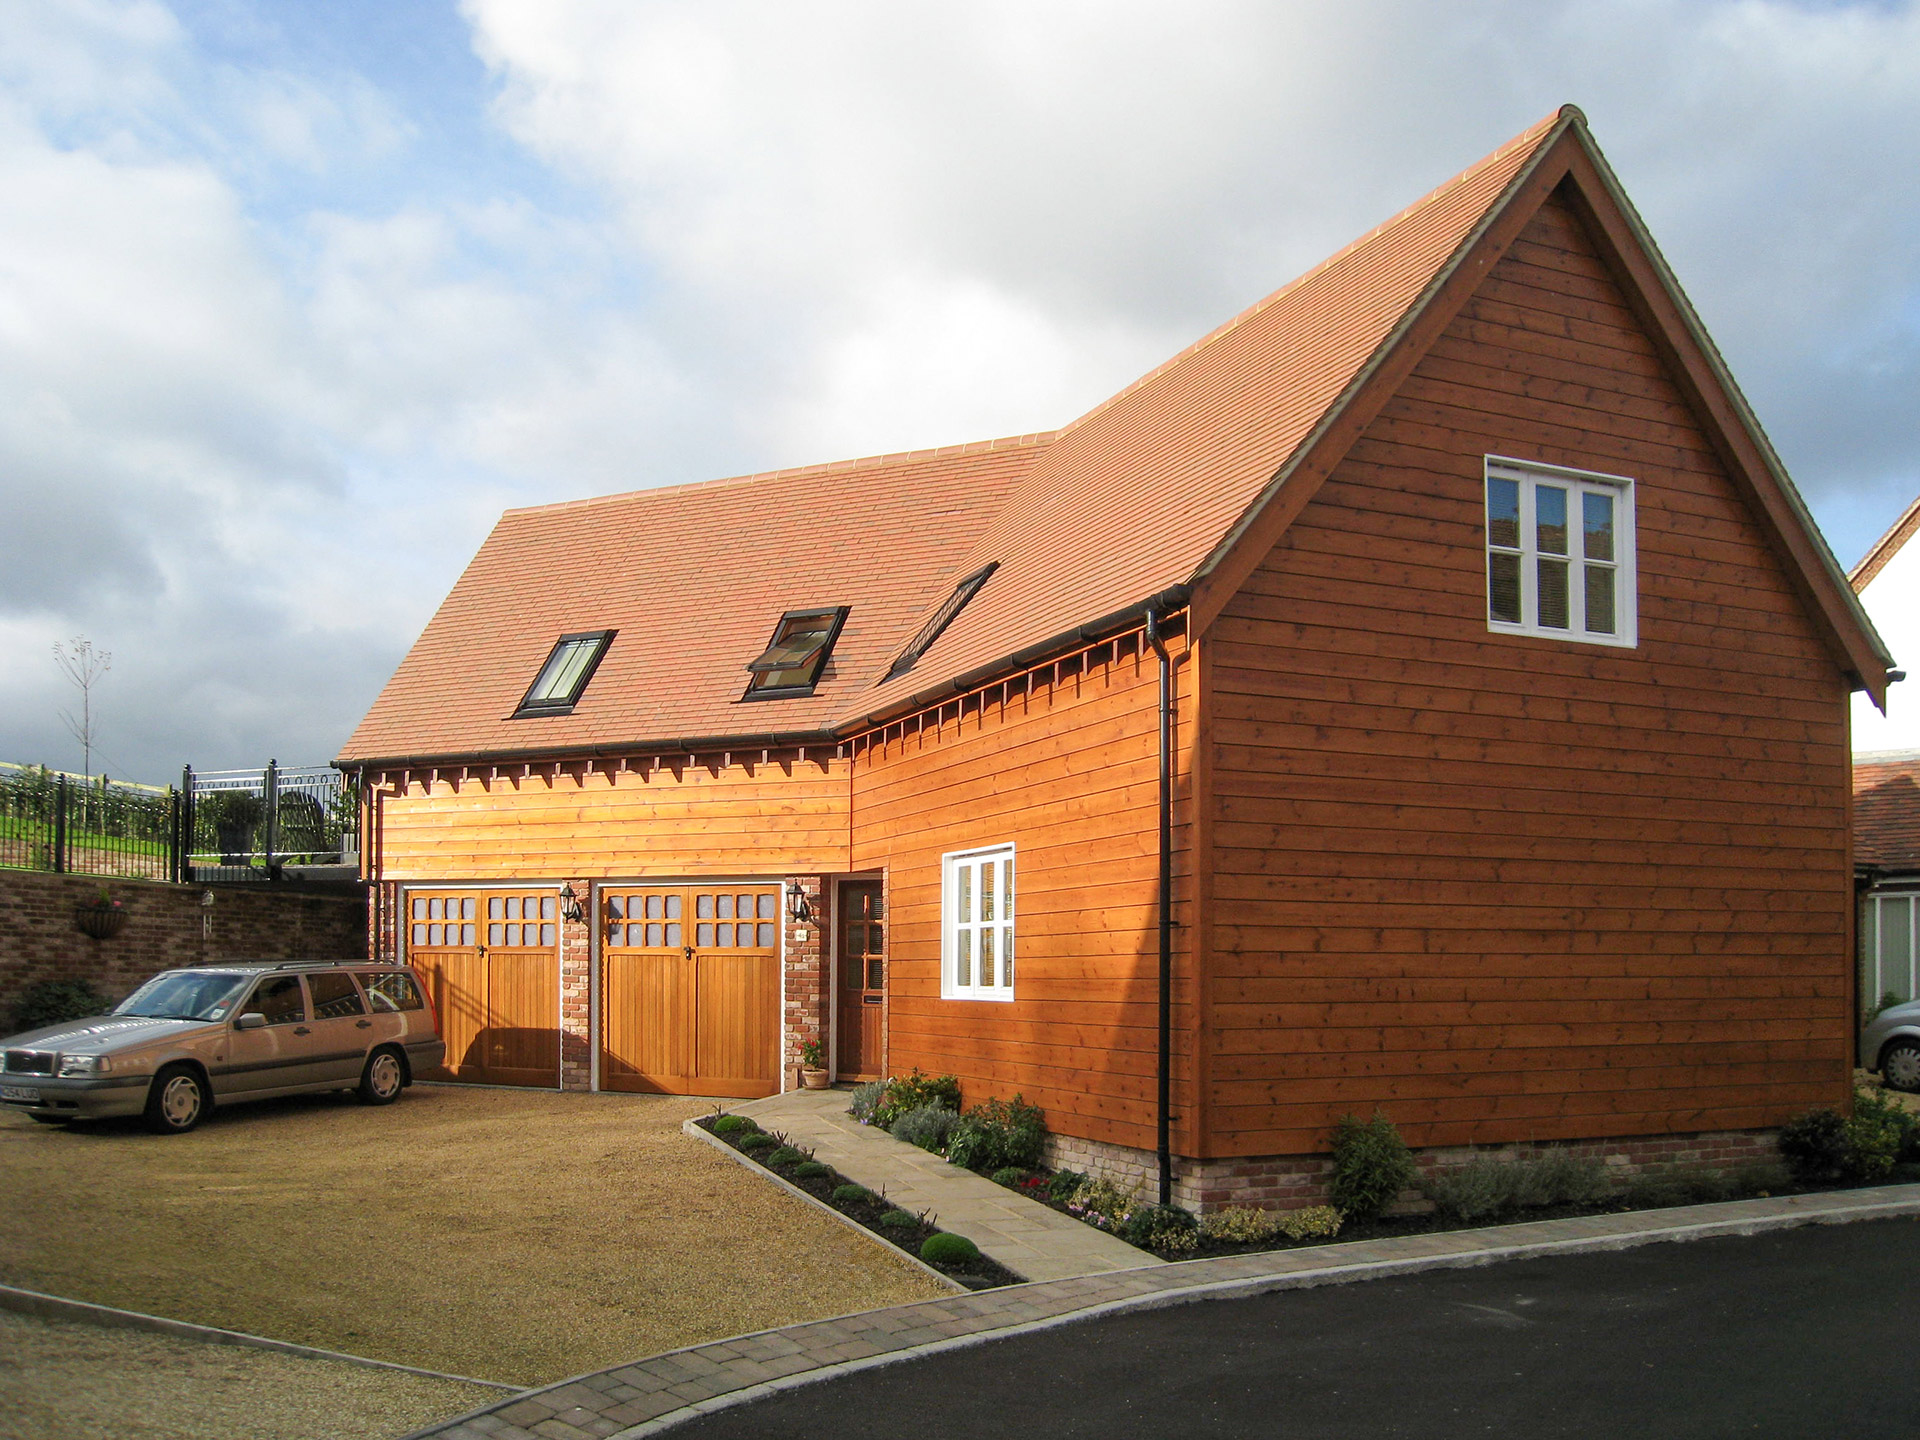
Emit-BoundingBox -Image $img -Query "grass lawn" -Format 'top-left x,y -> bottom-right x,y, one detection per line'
0,1084 -> 947,1387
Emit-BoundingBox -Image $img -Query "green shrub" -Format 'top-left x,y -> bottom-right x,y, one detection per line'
1066,1175 -> 1138,1230
1868,991 -> 1907,1023
765,1146 -> 806,1166
871,1070 -> 962,1130
920,1232 -> 981,1265
1122,1203 -> 1198,1254
1046,1169 -> 1087,1203
878,1209 -> 919,1230
890,1103 -> 960,1153
990,1167 -> 1029,1187
831,1183 -> 874,1205
1422,1148 -> 1612,1222
945,1094 -> 1048,1173
1851,1086 -> 1920,1168
1327,1111 -> 1416,1219
1731,1159 -> 1791,1196
793,1161 -> 832,1180
739,1132 -> 775,1151
1199,1206 -> 1284,1244
1620,1166 -> 1696,1210
1778,1108 -> 1848,1184
712,1114 -> 754,1135
1278,1205 -> 1344,1242
11,978 -> 108,1033
847,1079 -> 887,1124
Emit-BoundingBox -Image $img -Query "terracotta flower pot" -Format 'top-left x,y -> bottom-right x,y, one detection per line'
75,904 -> 127,940
800,1066 -> 830,1090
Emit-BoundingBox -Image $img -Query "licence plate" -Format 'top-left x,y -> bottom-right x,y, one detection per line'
1,1086 -> 42,1102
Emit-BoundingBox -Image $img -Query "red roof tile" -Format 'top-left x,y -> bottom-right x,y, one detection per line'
1858,754 -> 1920,871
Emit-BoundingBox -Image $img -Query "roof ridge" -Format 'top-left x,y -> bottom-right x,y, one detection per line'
502,430 -> 1060,518
1052,108 -> 1568,442
1851,492 -> 1920,590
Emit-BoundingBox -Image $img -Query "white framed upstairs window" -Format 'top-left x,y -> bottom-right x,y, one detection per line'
942,844 -> 1015,1001
1485,458 -> 1637,648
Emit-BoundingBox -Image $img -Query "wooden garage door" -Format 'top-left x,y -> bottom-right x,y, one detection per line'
601,885 -> 780,1097
406,889 -> 561,1088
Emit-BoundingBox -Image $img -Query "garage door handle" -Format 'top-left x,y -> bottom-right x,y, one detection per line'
293,1027 -> 310,1035
355,1020 -> 372,1029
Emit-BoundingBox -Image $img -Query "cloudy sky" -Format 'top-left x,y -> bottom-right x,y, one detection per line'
3,0 -> 1917,784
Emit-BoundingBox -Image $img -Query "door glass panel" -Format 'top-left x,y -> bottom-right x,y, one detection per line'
718,894 -> 734,920
428,898 -> 443,921
697,923 -> 714,947
429,923 -> 444,945
758,894 -> 778,920
412,898 -> 428,920
697,895 -> 715,919
666,895 -> 682,919
868,953 -> 884,989
247,975 -> 305,1025
412,923 -> 427,945
757,922 -> 775,946
1882,898 -> 1913,1002
646,922 -> 663,946
666,922 -> 682,946
309,971 -> 366,1019
541,923 -> 555,946
541,897 -> 556,921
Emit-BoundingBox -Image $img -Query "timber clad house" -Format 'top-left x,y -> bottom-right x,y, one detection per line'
339,107 -> 1896,1211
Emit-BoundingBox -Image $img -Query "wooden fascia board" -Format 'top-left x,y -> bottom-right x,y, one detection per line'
1850,491 -> 1920,590
1187,119 -> 1581,636
1553,136 -> 1893,708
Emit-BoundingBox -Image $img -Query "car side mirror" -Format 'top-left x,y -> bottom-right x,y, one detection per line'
235,1012 -> 268,1031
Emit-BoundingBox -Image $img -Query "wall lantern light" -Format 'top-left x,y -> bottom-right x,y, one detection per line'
785,881 -> 813,927
558,882 -> 584,925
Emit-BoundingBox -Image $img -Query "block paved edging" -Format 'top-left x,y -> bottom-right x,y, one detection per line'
0,1283 -> 518,1391
400,1183 -> 1920,1440
681,1116 -> 967,1294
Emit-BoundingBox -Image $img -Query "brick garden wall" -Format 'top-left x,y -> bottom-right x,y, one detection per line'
0,869 -> 368,1026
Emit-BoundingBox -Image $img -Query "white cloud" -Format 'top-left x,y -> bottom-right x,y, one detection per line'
2,0 -> 1918,782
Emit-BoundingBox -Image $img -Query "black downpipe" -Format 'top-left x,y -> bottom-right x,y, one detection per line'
1146,610 -> 1174,1206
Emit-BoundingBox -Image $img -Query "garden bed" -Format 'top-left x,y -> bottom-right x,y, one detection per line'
694,1114 -> 1025,1290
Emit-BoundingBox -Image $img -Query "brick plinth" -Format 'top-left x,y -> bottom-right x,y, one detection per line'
1045,1127 -> 1786,1214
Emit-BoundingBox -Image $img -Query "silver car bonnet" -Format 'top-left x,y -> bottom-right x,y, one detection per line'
2,1015 -> 211,1054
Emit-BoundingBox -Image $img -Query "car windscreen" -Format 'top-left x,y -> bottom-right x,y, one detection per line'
114,971 -> 253,1022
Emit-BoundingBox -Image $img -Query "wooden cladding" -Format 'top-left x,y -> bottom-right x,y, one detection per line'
600,885 -> 781,1097
1202,193 -> 1852,1156
373,756 -> 851,882
406,888 -> 560,1088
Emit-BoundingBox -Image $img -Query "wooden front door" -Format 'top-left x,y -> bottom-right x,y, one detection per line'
405,889 -> 561,1088
601,885 -> 780,1097
837,880 -> 885,1081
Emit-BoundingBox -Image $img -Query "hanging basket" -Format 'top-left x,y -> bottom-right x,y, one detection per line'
75,904 -> 128,940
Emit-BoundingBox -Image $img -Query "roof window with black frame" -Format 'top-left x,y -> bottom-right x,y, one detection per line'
884,562 -> 998,681
511,630 -> 615,718
742,607 -> 850,700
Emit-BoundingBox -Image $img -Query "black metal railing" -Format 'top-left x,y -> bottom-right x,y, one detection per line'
0,760 -> 360,884
181,762 -> 359,883
0,764 -> 182,882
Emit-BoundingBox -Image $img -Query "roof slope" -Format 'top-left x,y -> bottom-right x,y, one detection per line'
1854,494 -> 1920,591
340,106 -> 1889,768
1857,753 -> 1920,872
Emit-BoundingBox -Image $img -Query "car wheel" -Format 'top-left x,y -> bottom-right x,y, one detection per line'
1883,1041 -> 1920,1093
144,1066 -> 208,1135
357,1049 -> 405,1105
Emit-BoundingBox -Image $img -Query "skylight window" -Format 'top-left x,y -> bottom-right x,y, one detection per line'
885,562 -> 998,682
742,607 -> 849,700
512,631 -> 614,718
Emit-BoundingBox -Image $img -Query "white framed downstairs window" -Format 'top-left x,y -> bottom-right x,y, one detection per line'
1485,457 -> 1637,648
942,844 -> 1015,1001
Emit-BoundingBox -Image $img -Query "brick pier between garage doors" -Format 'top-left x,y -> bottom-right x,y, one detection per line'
371,872 -> 836,1097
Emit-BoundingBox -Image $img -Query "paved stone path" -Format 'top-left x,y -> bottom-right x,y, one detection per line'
399,1182 -> 1920,1440
732,1087 -> 1155,1282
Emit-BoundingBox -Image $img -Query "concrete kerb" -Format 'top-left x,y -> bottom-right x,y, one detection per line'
593,1185 -> 1920,1438
682,1116 -> 969,1294
0,1283 -> 519,1392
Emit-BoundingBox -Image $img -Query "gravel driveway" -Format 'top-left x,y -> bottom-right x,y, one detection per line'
0,1084 -> 945,1388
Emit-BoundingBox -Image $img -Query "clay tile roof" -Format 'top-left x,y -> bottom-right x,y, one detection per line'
337,108 -> 1577,767
1857,753 -> 1920,872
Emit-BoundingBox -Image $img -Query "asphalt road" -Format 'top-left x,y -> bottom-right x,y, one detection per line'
672,1217 -> 1920,1439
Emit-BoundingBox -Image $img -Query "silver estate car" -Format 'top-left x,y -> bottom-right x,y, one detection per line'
0,961 -> 446,1134
1864,999 -> 1920,1093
